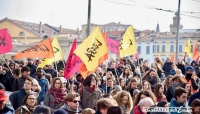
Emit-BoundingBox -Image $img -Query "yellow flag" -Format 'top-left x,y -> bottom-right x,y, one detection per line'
74,26 -> 108,71
119,26 -> 137,58
37,36 -> 63,68
185,38 -> 192,58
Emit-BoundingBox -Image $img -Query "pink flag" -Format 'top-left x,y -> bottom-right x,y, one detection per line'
64,39 -> 82,79
106,38 -> 120,53
0,28 -> 12,54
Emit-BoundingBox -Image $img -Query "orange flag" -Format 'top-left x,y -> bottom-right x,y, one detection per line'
171,53 -> 175,63
14,38 -> 54,60
79,31 -> 108,79
193,42 -> 199,60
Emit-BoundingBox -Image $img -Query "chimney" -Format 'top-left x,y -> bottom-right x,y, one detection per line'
59,25 -> 62,34
39,22 -> 42,34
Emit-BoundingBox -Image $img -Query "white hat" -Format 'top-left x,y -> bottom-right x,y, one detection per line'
32,79 -> 39,85
60,77 -> 67,84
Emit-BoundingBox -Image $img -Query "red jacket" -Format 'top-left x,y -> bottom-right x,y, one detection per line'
134,106 -> 145,114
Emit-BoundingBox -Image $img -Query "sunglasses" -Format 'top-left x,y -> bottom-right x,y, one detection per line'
72,100 -> 81,103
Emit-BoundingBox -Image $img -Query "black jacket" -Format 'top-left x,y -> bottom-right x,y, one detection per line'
176,63 -> 185,75
163,62 -> 173,76
0,73 -> 11,91
12,76 -> 26,92
27,64 -> 37,77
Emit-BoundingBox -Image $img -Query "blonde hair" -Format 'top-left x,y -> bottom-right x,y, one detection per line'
82,108 -> 95,114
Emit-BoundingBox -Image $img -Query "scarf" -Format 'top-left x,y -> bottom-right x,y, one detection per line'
88,85 -> 96,93
171,82 -> 181,92
49,87 -> 67,105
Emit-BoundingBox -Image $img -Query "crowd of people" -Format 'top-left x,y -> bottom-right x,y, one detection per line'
0,57 -> 200,114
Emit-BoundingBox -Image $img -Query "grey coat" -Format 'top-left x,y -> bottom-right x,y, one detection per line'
43,92 -> 65,110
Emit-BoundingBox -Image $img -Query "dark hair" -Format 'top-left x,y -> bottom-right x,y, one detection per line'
52,77 -> 63,88
107,106 -> 123,114
60,68 -> 64,71
157,100 -> 168,107
45,73 -> 52,84
25,77 -> 33,85
175,87 -> 187,100
21,93 -> 37,106
190,99 -> 200,108
154,83 -> 164,98
13,69 -> 21,76
21,66 -> 30,73
101,94 -> 112,98
33,105 -> 53,114
180,83 -> 191,98
83,74 -> 97,87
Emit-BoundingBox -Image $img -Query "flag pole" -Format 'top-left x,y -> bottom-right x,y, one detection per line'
54,56 -> 58,77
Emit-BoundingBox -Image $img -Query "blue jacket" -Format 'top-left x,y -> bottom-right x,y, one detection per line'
9,89 -> 29,110
163,62 -> 173,75
46,69 -> 57,78
27,64 -> 37,77
188,90 -> 200,106
169,98 -> 186,114
35,76 -> 49,103
0,105 -> 15,114
170,70 -> 176,76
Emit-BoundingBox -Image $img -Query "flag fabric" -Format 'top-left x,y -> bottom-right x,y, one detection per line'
74,26 -> 108,71
0,28 -> 13,54
106,38 -> 120,54
14,38 -> 54,60
37,37 -> 63,68
192,42 -> 199,60
64,39 -> 82,79
171,53 -> 175,63
196,56 -> 200,62
119,26 -> 137,58
185,38 -> 192,58
79,30 -> 109,79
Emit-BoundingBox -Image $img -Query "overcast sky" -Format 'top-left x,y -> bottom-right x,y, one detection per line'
0,0 -> 200,32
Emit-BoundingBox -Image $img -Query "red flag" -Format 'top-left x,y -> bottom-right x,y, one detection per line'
171,53 -> 175,63
196,56 -> 200,62
193,42 -> 199,59
0,28 -> 12,54
64,39 -> 82,79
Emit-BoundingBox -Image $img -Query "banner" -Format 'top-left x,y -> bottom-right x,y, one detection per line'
64,39 -> 82,79
0,28 -> 13,54
119,26 -> 137,58
192,42 -> 199,60
74,26 -> 108,71
14,38 -> 54,60
37,37 -> 63,68
106,38 -> 120,54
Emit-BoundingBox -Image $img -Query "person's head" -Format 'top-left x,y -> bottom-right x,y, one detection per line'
175,87 -> 187,104
21,93 -> 37,107
119,78 -> 125,87
172,75 -> 182,85
166,57 -> 170,63
97,98 -> 118,114
82,108 -> 96,114
60,77 -> 67,88
154,83 -> 164,97
13,68 -> 21,78
100,94 -> 113,99
114,91 -> 133,111
171,64 -> 176,70
147,69 -> 157,79
133,90 -> 156,106
180,83 -> 191,97
27,58 -> 34,65
190,99 -> 200,114
52,77 -> 64,89
185,66 -> 195,78
107,106 -> 122,114
123,67 -> 130,75
143,60 -> 148,67
0,90 -> 7,110
142,80 -> 151,91
164,75 -> 173,86
0,64 -> 3,74
69,85 -> 77,93
31,79 -> 41,92
9,62 -> 15,69
49,64 -> 54,70
65,92 -> 80,111
58,68 -> 64,77
76,74 -> 84,83
178,58 -> 182,64
176,69 -> 182,75
18,60 -> 25,66
138,97 -> 154,114
33,105 -> 51,114
110,63 -> 115,69
107,77 -> 114,87
21,66 -> 30,78
128,78 -> 137,89
157,100 -> 169,107
83,74 -> 97,87
45,73 -> 52,84
36,68 -> 43,77
23,77 -> 33,91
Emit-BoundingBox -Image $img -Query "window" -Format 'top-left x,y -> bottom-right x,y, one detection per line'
162,45 -> 165,52
198,45 -> 200,51
153,45 -> 159,53
162,58 -> 165,63
146,46 -> 150,54
170,45 -> 174,52
191,45 -> 193,52
19,32 -> 25,36
138,46 -> 141,54
179,45 -> 182,52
